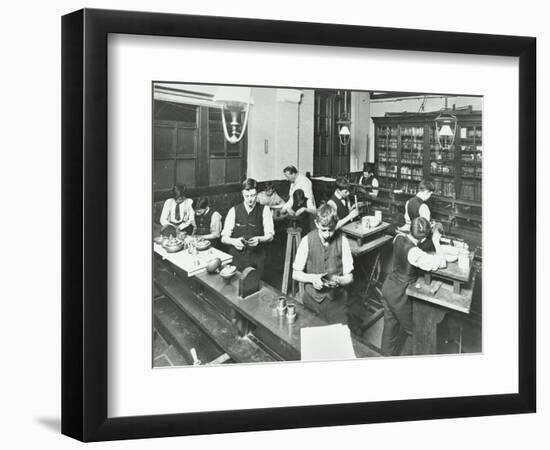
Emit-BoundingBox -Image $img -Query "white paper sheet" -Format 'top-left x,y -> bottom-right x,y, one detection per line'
300,324 -> 357,361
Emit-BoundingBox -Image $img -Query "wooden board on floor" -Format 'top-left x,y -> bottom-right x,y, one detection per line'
155,270 -> 278,363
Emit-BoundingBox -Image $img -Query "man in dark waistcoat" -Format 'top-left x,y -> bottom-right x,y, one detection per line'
221,178 -> 274,279
381,217 -> 446,356
192,196 -> 222,248
292,204 -> 354,325
327,176 -> 359,230
400,178 -> 436,252
358,163 -> 379,198
402,179 -> 434,229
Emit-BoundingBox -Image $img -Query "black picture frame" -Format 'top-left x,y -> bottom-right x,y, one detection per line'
61,8 -> 536,442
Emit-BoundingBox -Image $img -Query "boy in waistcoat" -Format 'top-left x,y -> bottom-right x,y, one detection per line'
327,176 -> 359,230
402,179 -> 435,230
192,196 -> 222,248
292,204 -> 354,325
221,178 -> 275,279
381,217 -> 446,356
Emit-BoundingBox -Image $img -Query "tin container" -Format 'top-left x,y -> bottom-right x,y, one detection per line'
286,304 -> 297,324
277,296 -> 287,315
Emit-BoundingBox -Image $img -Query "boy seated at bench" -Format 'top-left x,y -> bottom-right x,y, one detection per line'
192,196 -> 223,248
257,181 -> 286,220
292,204 -> 354,325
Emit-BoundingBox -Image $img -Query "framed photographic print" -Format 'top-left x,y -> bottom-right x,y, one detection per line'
62,8 -> 536,442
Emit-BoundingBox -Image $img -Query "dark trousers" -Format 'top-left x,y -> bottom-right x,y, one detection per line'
302,286 -> 348,325
380,274 -> 413,356
229,246 -> 266,280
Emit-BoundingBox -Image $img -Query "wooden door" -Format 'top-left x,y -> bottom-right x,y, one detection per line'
313,90 -> 351,177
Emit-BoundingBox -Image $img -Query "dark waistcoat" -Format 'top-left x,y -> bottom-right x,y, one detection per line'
305,230 -> 344,276
330,194 -> 350,220
407,195 -> 425,220
232,203 -> 264,240
194,208 -> 214,236
391,234 -> 418,283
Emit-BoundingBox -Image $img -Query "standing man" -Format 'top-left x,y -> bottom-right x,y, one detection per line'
283,165 -> 316,213
221,178 -> 275,279
327,176 -> 359,230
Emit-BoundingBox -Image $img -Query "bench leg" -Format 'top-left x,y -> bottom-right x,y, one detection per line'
453,280 -> 461,294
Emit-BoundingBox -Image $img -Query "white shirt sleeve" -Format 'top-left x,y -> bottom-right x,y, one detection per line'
159,199 -> 172,226
407,246 -> 445,271
282,197 -> 293,212
292,237 -> 309,271
180,198 -> 195,229
210,211 -> 222,237
303,177 -> 316,207
262,205 -> 275,238
404,200 -> 411,224
341,236 -> 354,275
419,203 -> 431,221
370,178 -> 379,198
221,207 -> 236,238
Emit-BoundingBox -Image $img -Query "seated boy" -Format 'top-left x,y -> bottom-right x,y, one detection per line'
257,181 -> 285,208
292,204 -> 354,325
327,176 -> 359,230
192,196 -> 223,247
257,181 -> 286,220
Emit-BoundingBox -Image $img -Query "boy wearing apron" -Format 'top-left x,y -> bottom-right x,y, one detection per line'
381,217 -> 446,356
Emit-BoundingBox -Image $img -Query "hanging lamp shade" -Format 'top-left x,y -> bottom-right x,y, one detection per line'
213,86 -> 252,144
339,125 -> 351,137
438,124 -> 454,137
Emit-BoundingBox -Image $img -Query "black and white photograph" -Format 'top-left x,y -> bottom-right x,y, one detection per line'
151,83 -> 483,366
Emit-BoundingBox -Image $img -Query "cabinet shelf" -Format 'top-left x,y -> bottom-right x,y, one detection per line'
374,109 -> 483,207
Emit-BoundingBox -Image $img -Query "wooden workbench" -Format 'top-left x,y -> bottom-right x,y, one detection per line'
154,251 -> 381,362
407,270 -> 477,355
340,221 -> 390,246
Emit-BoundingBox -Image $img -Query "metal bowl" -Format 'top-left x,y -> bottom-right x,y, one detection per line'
219,265 -> 237,280
195,240 -> 212,251
162,239 -> 184,253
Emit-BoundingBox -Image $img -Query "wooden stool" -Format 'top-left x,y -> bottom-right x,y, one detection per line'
281,226 -> 303,298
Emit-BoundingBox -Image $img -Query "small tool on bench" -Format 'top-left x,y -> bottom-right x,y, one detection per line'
190,348 -> 202,366
429,280 -> 443,295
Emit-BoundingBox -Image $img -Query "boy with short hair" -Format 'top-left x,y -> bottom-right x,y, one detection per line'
192,196 -> 223,247
327,176 -> 359,230
221,178 -> 274,279
292,204 -> 354,325
402,179 -> 435,229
